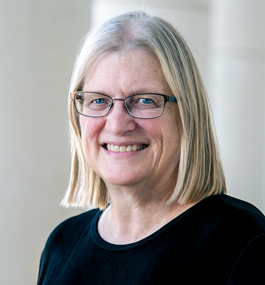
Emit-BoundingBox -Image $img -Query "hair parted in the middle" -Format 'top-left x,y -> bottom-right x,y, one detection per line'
61,11 -> 226,209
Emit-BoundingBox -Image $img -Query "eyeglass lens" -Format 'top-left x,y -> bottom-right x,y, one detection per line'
74,92 -> 167,118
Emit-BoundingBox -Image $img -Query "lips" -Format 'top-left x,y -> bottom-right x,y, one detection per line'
104,144 -> 148,152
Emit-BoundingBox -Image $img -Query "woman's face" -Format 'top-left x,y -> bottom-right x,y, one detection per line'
80,50 -> 182,193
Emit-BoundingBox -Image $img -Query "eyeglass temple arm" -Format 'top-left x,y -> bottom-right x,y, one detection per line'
165,95 -> 177,102
70,92 -> 75,100
70,92 -> 85,101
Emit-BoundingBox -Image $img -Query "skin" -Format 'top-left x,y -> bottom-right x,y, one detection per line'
80,50 -> 195,244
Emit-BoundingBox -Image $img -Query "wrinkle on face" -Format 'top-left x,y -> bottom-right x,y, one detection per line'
80,50 -> 182,204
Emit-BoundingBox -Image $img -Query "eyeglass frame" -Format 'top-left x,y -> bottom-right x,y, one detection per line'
70,91 -> 177,119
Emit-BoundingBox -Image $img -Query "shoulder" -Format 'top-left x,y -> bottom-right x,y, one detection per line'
190,194 -> 265,283
44,208 -> 100,253
214,194 -> 265,233
38,209 -> 100,284
219,198 -> 265,285
189,193 -> 265,248
227,233 -> 265,284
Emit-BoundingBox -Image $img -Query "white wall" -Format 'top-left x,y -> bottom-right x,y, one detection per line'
0,1 -> 91,284
208,0 -> 265,209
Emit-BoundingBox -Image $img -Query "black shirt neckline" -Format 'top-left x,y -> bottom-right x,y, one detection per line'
90,193 -> 220,251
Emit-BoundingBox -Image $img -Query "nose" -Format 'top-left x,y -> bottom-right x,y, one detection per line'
105,99 -> 137,136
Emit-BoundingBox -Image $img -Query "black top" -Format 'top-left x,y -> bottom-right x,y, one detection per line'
37,194 -> 265,284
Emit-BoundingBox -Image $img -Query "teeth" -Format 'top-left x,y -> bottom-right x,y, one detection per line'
120,146 -> 126,152
106,144 -> 146,152
132,145 -> 137,151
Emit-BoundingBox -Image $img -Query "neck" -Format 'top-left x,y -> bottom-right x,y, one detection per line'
98,187 -> 197,244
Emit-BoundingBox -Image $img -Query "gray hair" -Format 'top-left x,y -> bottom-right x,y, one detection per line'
61,11 -> 226,209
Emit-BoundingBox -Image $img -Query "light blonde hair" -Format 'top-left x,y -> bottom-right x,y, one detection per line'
61,11 -> 226,209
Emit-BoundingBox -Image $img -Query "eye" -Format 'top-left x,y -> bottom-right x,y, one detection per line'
139,98 -> 154,104
125,94 -> 163,110
92,98 -> 107,104
88,95 -> 110,111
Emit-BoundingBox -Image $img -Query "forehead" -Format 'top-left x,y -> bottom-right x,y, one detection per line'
83,50 -> 170,95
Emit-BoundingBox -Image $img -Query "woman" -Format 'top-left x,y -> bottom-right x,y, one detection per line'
38,11 -> 265,284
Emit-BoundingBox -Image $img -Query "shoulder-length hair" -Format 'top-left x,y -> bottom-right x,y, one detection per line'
61,11 -> 226,209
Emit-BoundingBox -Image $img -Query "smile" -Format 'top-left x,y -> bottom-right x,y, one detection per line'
105,144 -> 148,152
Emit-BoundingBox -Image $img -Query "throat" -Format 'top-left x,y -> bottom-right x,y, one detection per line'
97,202 -> 197,245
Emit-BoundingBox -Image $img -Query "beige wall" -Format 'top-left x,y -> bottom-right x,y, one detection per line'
0,1 -> 91,284
208,0 -> 265,208
0,0 -> 264,284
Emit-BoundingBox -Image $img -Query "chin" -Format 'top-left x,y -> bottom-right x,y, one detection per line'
102,174 -> 141,188
99,165 -> 143,186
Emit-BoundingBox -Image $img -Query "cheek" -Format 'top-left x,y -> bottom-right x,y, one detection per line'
137,120 -> 162,142
80,117 -> 102,137
79,117 -> 104,156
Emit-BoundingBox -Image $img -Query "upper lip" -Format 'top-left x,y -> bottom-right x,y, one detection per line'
101,141 -> 149,147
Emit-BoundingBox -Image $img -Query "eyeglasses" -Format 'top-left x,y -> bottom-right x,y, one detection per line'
70,92 -> 177,119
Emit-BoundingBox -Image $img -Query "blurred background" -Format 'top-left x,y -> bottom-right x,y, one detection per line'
0,0 -> 264,284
